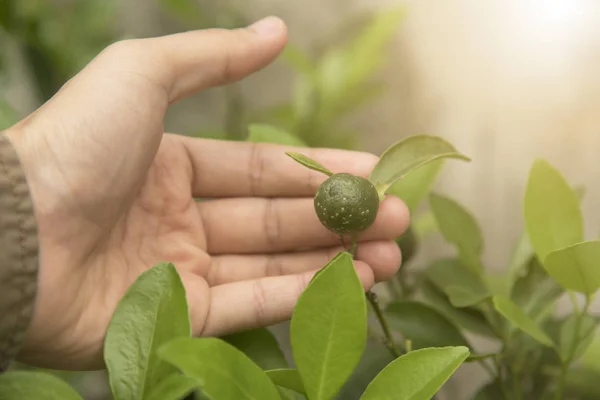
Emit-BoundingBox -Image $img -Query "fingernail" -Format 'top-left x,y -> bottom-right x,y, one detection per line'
249,16 -> 284,37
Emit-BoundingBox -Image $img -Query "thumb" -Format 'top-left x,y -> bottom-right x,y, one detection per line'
94,16 -> 288,103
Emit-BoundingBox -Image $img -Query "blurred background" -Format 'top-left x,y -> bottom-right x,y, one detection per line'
2,0 -> 600,398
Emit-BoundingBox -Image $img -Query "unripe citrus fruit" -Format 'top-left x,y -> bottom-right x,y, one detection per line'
314,173 -> 379,235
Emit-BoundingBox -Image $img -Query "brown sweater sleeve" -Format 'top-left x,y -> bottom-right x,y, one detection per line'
0,132 -> 39,372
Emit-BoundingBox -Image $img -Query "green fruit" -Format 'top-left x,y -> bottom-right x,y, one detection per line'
314,173 -> 380,235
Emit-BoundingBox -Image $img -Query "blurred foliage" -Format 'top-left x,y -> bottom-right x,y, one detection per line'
0,0 -> 402,152
0,0 -> 118,102
251,5 -> 405,149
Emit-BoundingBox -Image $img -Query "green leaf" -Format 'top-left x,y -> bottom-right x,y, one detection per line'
385,301 -> 470,350
425,258 -> 489,305
395,227 -> 418,265
247,124 -> 307,147
223,328 -> 288,370
331,83 -> 387,118
368,135 -> 470,197
445,285 -> 490,308
308,251 -> 347,287
544,240 -> 600,294
291,73 -> 316,126
524,159 -> 583,263
429,193 -> 484,274
104,262 -> 191,400
311,6 -> 403,120
146,374 -> 199,400
0,371 -> 83,400
318,49 -> 348,106
559,314 -> 597,362
420,279 -> 497,339
252,104 -> 296,132
282,44 -> 316,76
343,5 -> 406,91
336,340 -> 396,400
360,346 -> 470,400
492,296 -> 555,347
411,211 -> 439,240
290,251 -> 367,400
581,332 -> 600,372
387,160 -> 445,212
158,337 -> 280,400
286,152 -> 333,177
483,273 -> 511,298
510,258 -> 563,321
266,369 -> 305,395
505,232 -> 535,295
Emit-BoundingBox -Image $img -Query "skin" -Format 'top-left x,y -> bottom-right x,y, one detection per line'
3,16 -> 410,371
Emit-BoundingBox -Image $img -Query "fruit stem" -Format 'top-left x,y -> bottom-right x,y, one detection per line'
348,235 -> 358,258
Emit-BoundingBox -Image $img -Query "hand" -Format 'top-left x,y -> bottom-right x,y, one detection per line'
4,17 -> 409,371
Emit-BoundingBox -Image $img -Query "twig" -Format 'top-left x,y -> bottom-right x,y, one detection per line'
493,355 -> 511,400
555,294 -> 591,400
509,364 -> 522,400
366,290 -> 402,358
346,236 -> 401,358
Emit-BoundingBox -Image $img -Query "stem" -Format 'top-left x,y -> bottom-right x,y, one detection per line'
346,236 -> 401,358
510,365 -> 522,400
339,235 -> 347,249
348,238 -> 358,258
367,290 -> 402,357
555,294 -> 592,400
480,301 -> 521,397
493,356 -> 511,400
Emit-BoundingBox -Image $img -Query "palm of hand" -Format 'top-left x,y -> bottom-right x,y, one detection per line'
68,137 -> 213,370
17,81 -> 214,368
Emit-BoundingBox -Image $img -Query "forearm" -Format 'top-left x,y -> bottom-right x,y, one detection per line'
0,131 -> 39,372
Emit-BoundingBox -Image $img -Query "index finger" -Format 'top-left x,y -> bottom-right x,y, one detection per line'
177,135 -> 380,198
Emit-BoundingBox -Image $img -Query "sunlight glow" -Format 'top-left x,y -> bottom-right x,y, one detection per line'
512,0 -> 597,44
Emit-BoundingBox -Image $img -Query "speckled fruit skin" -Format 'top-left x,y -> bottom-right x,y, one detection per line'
314,173 -> 380,235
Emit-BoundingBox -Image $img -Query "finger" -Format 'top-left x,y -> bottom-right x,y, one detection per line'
96,16 -> 287,103
208,240 -> 401,285
197,264 -> 375,336
177,136 -> 380,197
198,195 -> 409,254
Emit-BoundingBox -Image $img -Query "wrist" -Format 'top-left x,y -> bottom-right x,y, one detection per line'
0,129 -> 40,371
